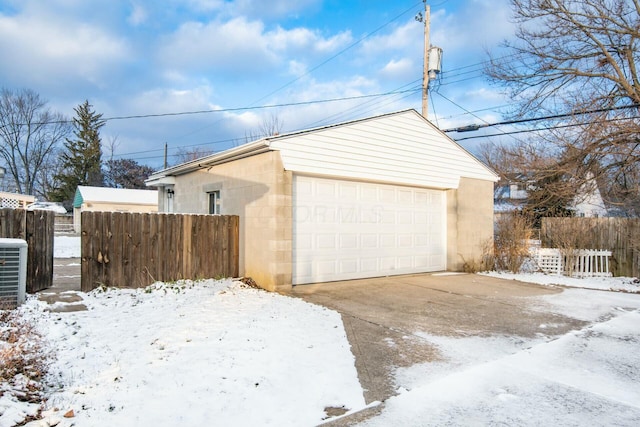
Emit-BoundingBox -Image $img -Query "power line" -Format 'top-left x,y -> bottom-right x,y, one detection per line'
453,115 -> 640,142
249,1 -> 424,107
2,89 -> 420,128
443,104 -> 640,133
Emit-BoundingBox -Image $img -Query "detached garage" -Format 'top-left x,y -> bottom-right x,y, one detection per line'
146,109 -> 499,291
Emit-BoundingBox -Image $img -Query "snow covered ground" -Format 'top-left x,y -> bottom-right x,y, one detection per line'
1,280 -> 365,427
53,236 -> 80,258
483,270 -> 640,293
361,274 -> 640,426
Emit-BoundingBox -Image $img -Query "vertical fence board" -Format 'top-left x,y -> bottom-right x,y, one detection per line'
150,213 -> 162,283
100,211 -> 112,289
191,215 -> 201,276
81,212 -> 96,292
111,212 -> 124,288
24,210 -> 54,292
213,216 -> 222,277
182,214 -> 192,280
230,216 -> 240,277
165,214 -> 177,281
139,213 -> 152,285
130,213 -> 143,287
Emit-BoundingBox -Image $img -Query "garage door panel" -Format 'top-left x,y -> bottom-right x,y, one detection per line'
295,234 -> 313,250
316,234 -> 336,249
397,256 -> 414,269
397,190 -> 413,203
293,175 -> 446,284
361,234 -> 378,248
340,234 -> 358,249
379,234 -> 396,249
398,234 -> 413,247
339,183 -> 358,199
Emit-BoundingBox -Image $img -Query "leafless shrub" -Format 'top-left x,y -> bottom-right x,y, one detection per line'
541,218 -> 595,251
462,239 -> 495,273
492,213 -> 534,273
542,218 -> 606,276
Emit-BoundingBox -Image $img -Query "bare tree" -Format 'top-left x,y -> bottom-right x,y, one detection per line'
174,146 -> 214,164
488,0 -> 640,115
244,113 -> 284,143
0,88 -> 69,195
486,0 -> 640,215
34,148 -> 63,200
480,138 -> 578,225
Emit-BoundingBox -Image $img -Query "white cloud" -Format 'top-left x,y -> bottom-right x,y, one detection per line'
128,3 -> 148,26
268,26 -> 352,54
431,1 -> 514,55
359,19 -> 421,58
127,85 -> 217,115
287,60 -> 307,77
159,17 -> 353,77
230,0 -> 322,20
181,0 -> 225,13
380,58 -> 415,81
291,76 -> 378,103
159,17 -> 278,75
314,31 -> 353,53
0,11 -> 130,87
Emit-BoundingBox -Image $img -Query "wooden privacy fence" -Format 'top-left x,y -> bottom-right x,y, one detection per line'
541,217 -> 640,277
0,208 -> 54,293
81,212 -> 239,291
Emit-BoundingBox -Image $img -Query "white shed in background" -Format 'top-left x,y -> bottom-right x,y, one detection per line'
73,186 -> 158,232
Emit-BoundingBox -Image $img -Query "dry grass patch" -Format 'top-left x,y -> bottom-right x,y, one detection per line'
1,309 -> 51,408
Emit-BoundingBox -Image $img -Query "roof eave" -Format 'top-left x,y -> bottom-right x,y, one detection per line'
146,139 -> 271,184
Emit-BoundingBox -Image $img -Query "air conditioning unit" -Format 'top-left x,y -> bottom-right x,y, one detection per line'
0,238 -> 28,309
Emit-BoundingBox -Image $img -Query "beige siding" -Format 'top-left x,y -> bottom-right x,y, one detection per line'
446,177 -> 494,270
170,151 -> 292,291
270,110 -> 498,189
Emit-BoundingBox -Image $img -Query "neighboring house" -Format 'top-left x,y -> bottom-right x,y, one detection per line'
146,109 -> 499,291
569,172 -> 608,217
0,192 -> 35,209
73,186 -> 159,232
494,172 -> 608,218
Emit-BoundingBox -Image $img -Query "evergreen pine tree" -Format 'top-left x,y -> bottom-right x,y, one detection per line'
49,100 -> 105,207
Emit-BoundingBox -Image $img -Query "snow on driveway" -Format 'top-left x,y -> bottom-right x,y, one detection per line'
13,279 -> 365,427
361,276 -> 640,426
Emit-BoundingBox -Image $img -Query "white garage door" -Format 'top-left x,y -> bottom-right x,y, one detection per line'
293,175 -> 446,285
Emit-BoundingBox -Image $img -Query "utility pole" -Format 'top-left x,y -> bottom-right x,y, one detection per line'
164,143 -> 168,169
420,0 -> 430,119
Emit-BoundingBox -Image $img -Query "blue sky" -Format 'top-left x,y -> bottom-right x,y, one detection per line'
0,0 -> 515,169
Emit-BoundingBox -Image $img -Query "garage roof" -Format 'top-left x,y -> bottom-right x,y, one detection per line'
147,109 -> 498,189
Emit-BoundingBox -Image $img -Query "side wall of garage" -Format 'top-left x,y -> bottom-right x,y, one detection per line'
170,151 -> 293,292
446,177 -> 494,271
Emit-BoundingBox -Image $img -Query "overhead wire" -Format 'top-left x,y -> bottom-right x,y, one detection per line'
452,114 -> 640,142
248,1 -> 425,107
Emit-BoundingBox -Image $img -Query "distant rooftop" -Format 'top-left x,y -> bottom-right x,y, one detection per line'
74,186 -> 157,208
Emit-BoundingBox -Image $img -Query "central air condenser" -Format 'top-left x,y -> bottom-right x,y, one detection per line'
0,238 -> 28,309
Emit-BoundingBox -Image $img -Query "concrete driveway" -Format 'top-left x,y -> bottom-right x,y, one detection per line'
289,273 -> 587,406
